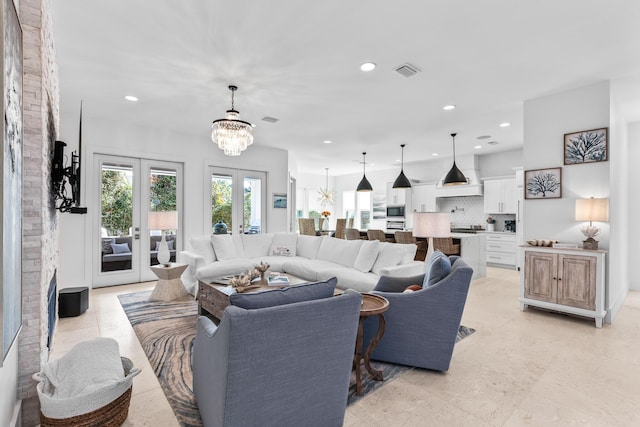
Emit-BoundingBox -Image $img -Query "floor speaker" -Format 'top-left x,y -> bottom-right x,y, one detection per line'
58,287 -> 89,317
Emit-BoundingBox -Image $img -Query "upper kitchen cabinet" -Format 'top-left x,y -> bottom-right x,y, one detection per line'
386,182 -> 409,206
484,178 -> 517,214
411,183 -> 437,212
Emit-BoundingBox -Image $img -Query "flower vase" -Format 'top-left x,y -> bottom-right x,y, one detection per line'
322,217 -> 329,231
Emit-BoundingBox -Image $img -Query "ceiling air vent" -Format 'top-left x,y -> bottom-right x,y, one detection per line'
394,63 -> 421,77
262,116 -> 279,123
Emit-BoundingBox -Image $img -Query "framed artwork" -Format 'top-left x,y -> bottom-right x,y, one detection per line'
525,167 -> 562,199
564,127 -> 608,165
2,0 -> 23,364
273,193 -> 287,209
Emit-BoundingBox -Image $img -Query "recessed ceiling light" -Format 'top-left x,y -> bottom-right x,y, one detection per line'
432,153 -> 439,156
360,62 -> 376,72
395,159 -> 401,162
474,145 -> 482,149
476,135 -> 491,140
124,95 -> 138,102
443,105 -> 456,111
323,140 -> 332,144
499,122 -> 511,127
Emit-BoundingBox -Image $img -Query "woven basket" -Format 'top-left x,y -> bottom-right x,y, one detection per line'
38,357 -> 137,427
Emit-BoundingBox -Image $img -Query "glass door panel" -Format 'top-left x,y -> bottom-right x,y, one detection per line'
147,167 -> 178,268
95,156 -> 140,286
209,167 -> 266,235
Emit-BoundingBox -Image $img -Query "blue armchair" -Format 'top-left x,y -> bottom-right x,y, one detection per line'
192,289 -> 362,427
362,255 -> 473,371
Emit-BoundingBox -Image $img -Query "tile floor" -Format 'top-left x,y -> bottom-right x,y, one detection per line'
50,268 -> 640,426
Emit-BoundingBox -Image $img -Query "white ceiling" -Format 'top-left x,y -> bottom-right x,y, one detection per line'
50,0 -> 640,176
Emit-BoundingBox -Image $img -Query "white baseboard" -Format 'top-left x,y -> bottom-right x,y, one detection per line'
10,399 -> 21,427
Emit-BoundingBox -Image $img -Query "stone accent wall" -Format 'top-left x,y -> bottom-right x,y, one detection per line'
18,0 -> 59,424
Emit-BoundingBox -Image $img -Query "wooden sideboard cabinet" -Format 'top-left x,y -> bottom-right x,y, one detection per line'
520,246 -> 606,328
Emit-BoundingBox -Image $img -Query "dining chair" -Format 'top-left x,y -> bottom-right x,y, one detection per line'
334,219 -> 346,239
298,218 -> 317,236
366,229 -> 387,242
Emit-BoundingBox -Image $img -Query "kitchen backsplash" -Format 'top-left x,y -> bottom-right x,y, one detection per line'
438,196 -> 516,231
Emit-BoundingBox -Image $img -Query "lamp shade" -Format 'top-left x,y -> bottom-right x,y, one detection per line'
412,212 -> 451,238
575,198 -> 609,222
148,211 -> 178,230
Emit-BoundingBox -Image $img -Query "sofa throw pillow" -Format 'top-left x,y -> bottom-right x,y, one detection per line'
110,242 -> 131,254
229,277 -> 337,310
241,233 -> 274,259
271,233 -> 298,256
371,243 -> 404,275
423,251 -> 451,288
189,235 -> 216,264
211,234 -> 242,260
269,245 -> 296,256
316,238 -> 362,268
353,240 -> 381,273
296,235 -> 323,259
101,238 -> 115,254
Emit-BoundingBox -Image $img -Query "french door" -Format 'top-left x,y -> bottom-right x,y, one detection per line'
93,154 -> 183,287
208,167 -> 266,234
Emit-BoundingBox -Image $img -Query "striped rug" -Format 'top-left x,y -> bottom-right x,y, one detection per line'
118,290 -> 474,426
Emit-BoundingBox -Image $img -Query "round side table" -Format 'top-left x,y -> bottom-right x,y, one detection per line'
149,263 -> 189,301
353,293 -> 389,396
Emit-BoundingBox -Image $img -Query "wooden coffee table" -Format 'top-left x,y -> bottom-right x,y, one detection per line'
353,293 -> 389,396
198,273 -> 308,322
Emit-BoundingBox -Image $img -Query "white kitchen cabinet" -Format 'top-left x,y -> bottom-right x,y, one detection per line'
386,182 -> 408,206
484,178 -> 517,214
520,247 -> 606,328
483,232 -> 517,268
411,183 -> 437,212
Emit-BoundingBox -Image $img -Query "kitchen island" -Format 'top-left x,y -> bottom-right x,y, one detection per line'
451,232 -> 486,280
358,230 -> 486,280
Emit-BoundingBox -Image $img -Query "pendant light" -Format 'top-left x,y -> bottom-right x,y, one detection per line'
443,133 -> 467,186
392,144 -> 412,189
356,152 -> 373,192
211,85 -> 254,156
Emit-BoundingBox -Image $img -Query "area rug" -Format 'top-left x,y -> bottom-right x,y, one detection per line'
119,290 -> 475,426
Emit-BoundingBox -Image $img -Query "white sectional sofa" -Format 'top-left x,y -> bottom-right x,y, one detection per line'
178,233 -> 425,295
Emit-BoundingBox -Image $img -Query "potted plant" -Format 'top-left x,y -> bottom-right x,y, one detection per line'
486,216 -> 496,232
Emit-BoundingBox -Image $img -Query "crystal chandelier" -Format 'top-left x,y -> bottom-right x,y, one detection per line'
211,85 -> 254,156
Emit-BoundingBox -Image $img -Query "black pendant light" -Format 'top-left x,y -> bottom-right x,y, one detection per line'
356,152 -> 373,192
392,144 -> 412,189
443,133 -> 467,186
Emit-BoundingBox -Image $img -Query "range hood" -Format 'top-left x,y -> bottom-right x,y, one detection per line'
434,154 -> 483,197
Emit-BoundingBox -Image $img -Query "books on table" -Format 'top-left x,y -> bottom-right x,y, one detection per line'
267,275 -> 290,286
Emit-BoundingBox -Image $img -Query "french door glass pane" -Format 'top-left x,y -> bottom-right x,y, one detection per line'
148,168 -> 177,266
243,176 -> 262,233
100,164 -> 133,273
211,174 -> 233,233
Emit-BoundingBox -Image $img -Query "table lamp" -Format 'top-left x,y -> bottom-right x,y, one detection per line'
148,210 -> 178,266
412,212 -> 451,259
575,197 -> 608,250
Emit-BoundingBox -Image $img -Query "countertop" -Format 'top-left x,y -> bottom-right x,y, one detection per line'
476,230 -> 517,234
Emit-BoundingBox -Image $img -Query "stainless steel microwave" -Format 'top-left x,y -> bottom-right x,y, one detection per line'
386,205 -> 405,218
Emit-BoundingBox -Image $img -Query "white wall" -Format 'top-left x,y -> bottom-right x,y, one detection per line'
523,81 -> 620,321
608,80 -> 631,314
56,112 -> 289,289
478,149 -> 523,178
627,120 -> 640,291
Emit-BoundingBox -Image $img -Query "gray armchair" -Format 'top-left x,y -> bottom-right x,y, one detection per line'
362,256 -> 473,371
192,290 -> 362,427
